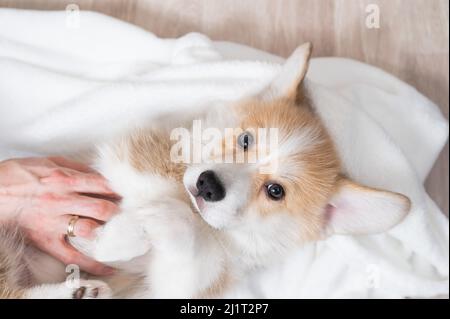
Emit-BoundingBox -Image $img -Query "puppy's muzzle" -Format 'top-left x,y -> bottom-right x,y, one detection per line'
196,170 -> 226,202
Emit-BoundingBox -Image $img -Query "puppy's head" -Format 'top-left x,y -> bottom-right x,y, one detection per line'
183,43 -> 410,246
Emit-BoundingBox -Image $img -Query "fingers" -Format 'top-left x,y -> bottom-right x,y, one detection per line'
41,169 -> 116,196
41,194 -> 118,221
71,173 -> 117,197
48,156 -> 95,174
55,237 -> 116,276
60,215 -> 101,239
69,195 -> 119,221
27,231 -> 116,276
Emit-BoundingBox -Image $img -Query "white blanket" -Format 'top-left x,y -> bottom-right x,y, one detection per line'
0,9 -> 448,298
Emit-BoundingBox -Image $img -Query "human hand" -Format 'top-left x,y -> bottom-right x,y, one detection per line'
0,157 -> 119,275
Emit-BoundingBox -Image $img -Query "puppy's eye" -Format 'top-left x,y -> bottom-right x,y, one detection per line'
266,183 -> 284,200
237,132 -> 254,151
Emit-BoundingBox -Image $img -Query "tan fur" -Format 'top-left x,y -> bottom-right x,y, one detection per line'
0,225 -> 28,299
0,284 -> 25,299
128,129 -> 186,183
0,265 -> 25,299
235,95 -> 341,242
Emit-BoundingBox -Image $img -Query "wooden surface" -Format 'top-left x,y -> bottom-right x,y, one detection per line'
1,0 -> 448,215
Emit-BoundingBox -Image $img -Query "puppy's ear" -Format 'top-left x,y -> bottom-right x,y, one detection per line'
324,178 -> 411,236
262,42 -> 312,102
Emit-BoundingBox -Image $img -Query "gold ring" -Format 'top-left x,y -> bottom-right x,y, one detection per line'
67,215 -> 79,237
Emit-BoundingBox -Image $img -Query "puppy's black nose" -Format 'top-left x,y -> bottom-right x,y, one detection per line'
196,170 -> 226,202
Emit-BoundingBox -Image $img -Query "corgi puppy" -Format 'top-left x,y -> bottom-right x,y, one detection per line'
0,43 -> 410,299
68,43 -> 411,298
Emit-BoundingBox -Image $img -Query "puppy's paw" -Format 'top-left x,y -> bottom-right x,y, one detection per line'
94,214 -> 151,262
24,280 -> 112,299
72,280 -> 112,299
137,201 -> 197,251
